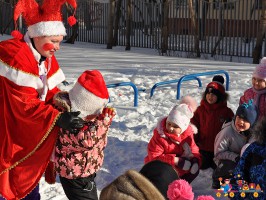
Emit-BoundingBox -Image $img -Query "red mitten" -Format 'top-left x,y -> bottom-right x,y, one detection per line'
45,161 -> 56,184
99,107 -> 116,125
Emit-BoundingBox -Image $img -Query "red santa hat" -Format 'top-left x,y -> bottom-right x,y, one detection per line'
13,0 -> 77,38
69,70 -> 109,117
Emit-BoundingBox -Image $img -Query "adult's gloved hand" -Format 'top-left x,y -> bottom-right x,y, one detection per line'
56,111 -> 84,134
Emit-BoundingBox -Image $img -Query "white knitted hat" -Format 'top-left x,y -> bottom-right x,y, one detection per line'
167,104 -> 193,133
69,70 -> 109,117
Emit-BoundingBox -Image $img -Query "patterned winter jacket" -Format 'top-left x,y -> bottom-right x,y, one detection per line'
191,99 -> 234,152
144,117 -> 201,177
213,121 -> 248,166
240,87 -> 266,120
231,141 -> 266,200
55,117 -> 111,179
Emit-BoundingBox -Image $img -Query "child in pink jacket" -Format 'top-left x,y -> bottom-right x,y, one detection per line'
53,70 -> 115,200
240,57 -> 266,120
144,96 -> 201,183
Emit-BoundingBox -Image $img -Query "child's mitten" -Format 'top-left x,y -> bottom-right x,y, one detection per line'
190,157 -> 199,174
175,157 -> 191,171
99,106 -> 116,125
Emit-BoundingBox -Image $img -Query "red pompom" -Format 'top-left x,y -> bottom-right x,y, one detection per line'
196,195 -> 215,200
167,179 -> 194,200
68,16 -> 77,26
11,30 -> 23,39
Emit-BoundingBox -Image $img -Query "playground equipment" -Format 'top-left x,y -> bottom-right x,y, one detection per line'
107,70 -> 230,107
150,70 -> 230,99
107,82 -> 139,107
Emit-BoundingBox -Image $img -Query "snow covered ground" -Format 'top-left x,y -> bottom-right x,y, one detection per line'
0,34 -> 257,199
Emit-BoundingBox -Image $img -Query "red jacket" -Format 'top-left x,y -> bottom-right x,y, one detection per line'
191,99 -> 234,152
0,37 -> 65,200
144,118 -> 201,177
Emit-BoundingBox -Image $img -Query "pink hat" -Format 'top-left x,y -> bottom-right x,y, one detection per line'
69,70 -> 109,117
253,57 -> 266,81
196,196 -> 215,200
167,179 -> 194,200
13,0 -> 77,38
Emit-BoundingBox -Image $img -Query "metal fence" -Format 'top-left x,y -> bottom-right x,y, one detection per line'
1,0 -> 265,60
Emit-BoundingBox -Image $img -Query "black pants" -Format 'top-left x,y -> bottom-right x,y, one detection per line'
60,174 -> 98,200
212,160 -> 237,189
200,150 -> 216,170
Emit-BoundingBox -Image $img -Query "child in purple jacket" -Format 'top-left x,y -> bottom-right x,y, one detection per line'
240,57 -> 266,120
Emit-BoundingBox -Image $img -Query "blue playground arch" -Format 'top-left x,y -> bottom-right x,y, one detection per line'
107,82 -> 139,107
150,70 -> 230,100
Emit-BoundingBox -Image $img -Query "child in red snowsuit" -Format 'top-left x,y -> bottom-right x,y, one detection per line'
144,96 -> 201,183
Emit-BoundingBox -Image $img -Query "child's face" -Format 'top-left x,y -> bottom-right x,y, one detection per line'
252,77 -> 266,90
235,116 -> 251,132
206,93 -> 218,104
166,121 -> 182,135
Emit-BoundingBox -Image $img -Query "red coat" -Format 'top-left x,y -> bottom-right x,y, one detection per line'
144,118 -> 201,177
0,37 -> 65,200
191,99 -> 234,152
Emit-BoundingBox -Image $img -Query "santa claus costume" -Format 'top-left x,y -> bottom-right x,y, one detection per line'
0,0 -> 78,199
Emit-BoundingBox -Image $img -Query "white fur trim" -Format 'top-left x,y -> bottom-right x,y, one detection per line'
0,60 -> 43,89
47,68 -> 65,89
28,21 -> 67,37
0,60 -> 65,90
69,82 -> 109,117
156,117 -> 167,138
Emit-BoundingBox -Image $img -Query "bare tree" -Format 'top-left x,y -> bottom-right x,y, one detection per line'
125,0 -> 132,50
252,0 -> 266,64
113,0 -> 123,46
107,0 -> 116,49
188,0 -> 200,57
161,0 -> 169,54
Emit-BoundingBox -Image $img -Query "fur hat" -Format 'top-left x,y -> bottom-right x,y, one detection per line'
236,100 -> 258,127
204,75 -> 225,103
167,96 -> 197,133
140,160 -> 179,199
68,70 -> 109,117
99,169 -> 165,200
12,0 -> 77,38
253,57 -> 266,81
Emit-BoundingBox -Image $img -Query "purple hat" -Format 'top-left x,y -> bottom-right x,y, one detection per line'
253,57 -> 266,81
